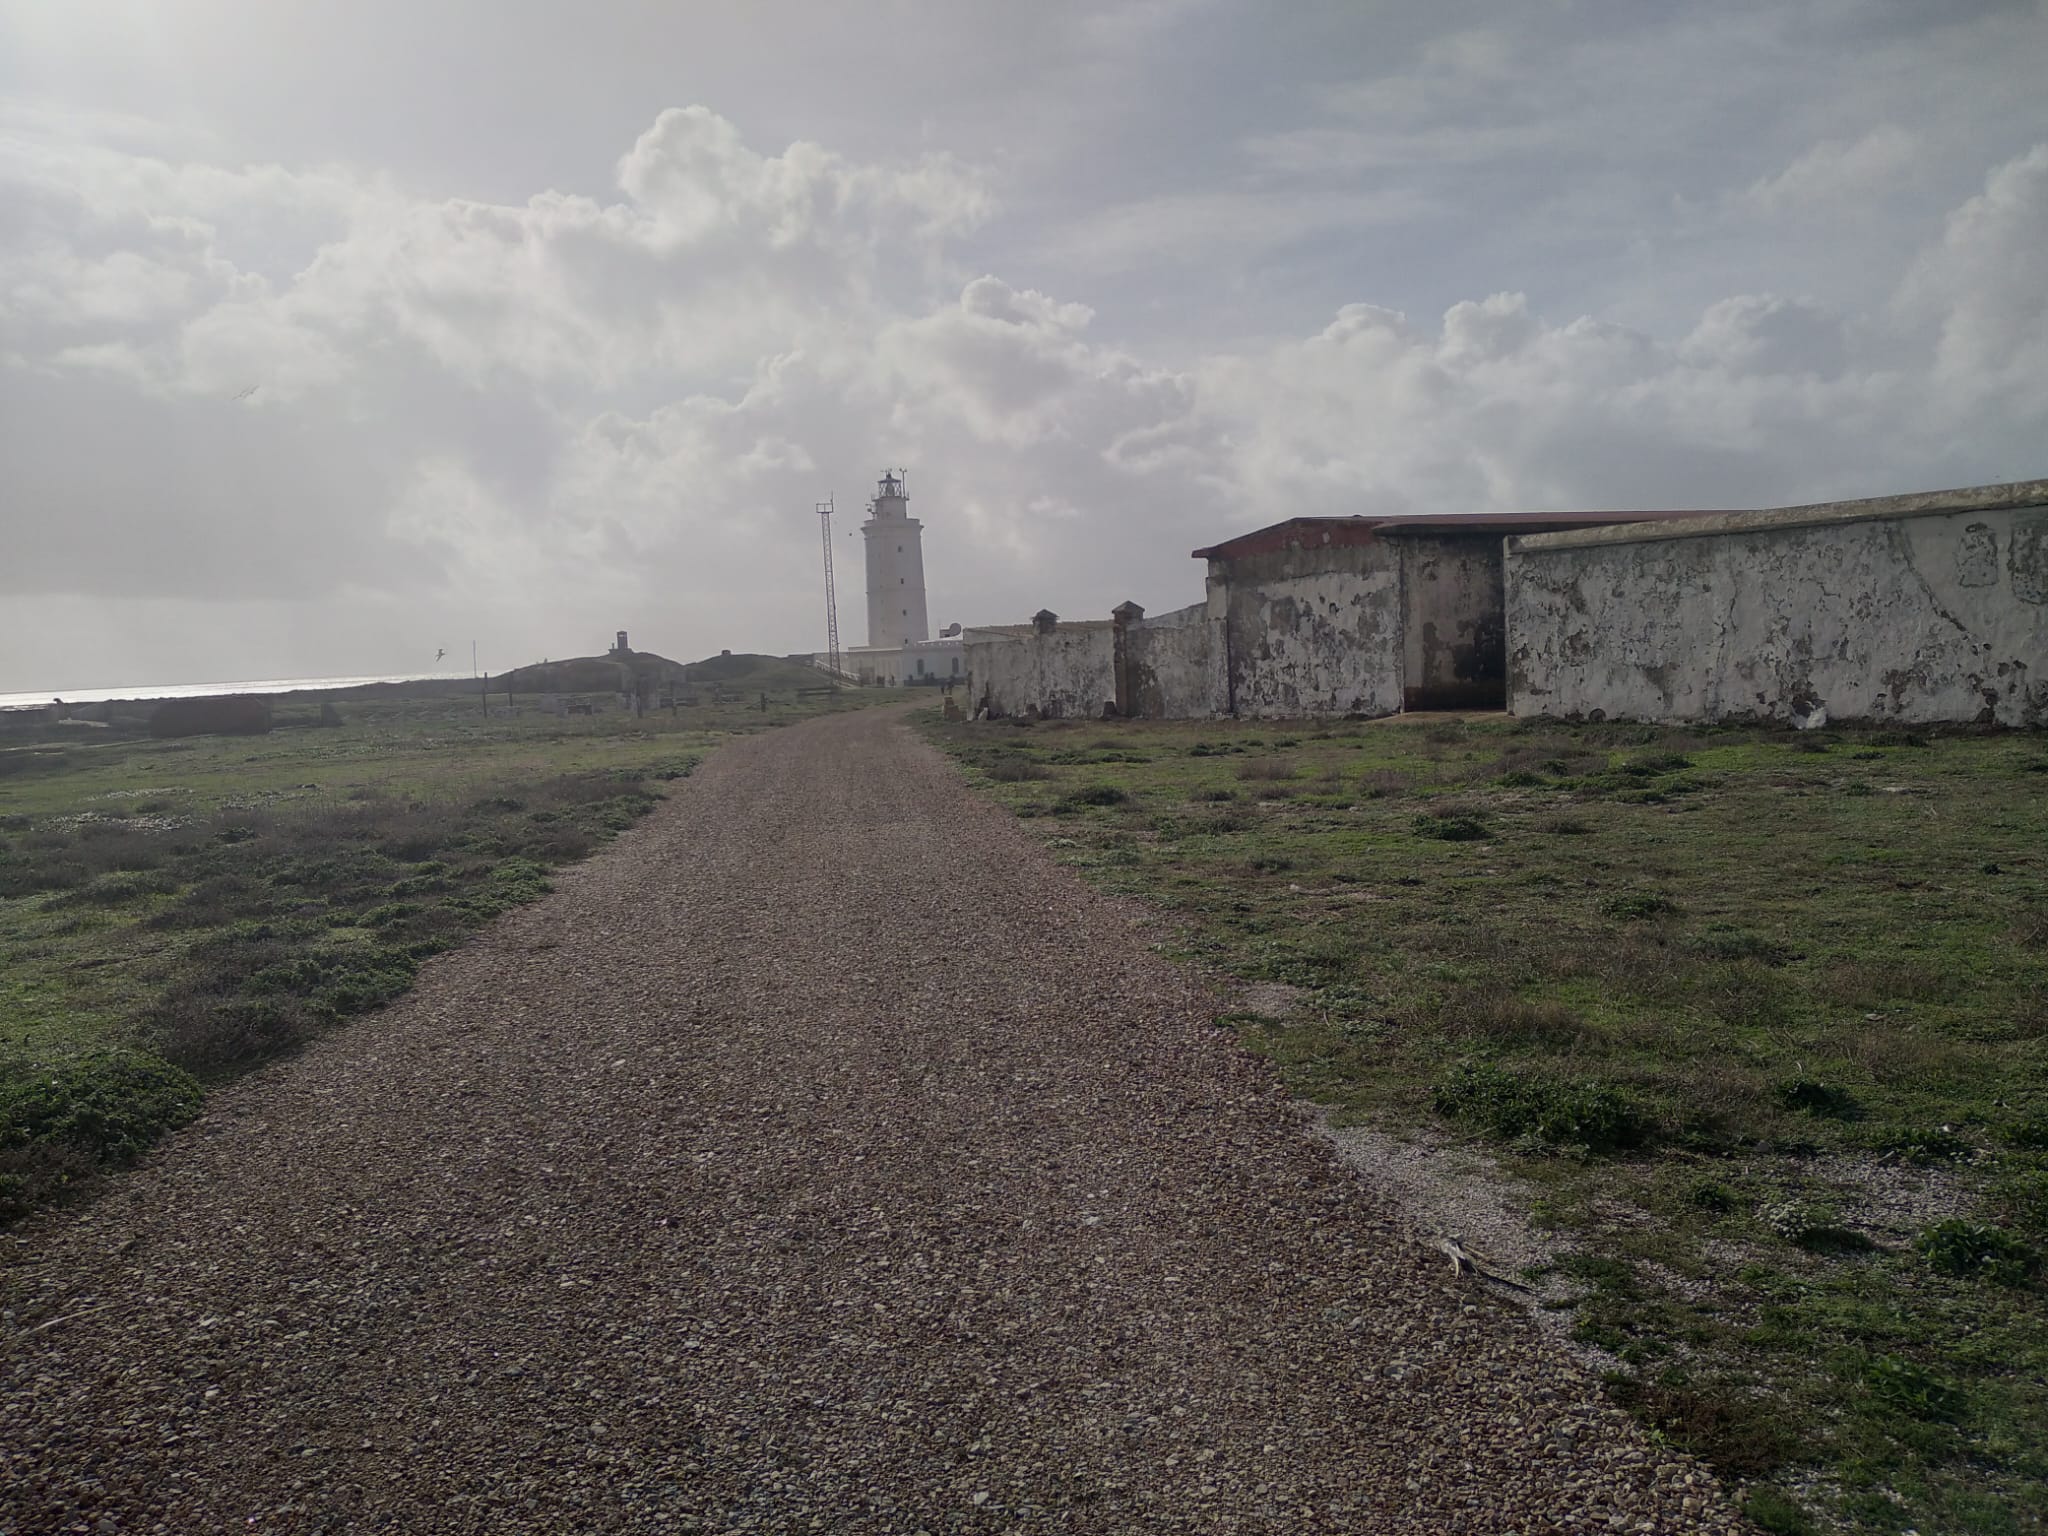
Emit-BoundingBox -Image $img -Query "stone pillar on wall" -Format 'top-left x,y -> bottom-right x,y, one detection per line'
1110,600 -> 1145,718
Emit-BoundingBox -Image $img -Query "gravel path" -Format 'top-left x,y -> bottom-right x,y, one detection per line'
3,708 -> 1742,1534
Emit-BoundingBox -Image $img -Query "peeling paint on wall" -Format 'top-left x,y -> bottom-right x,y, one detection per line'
963,623 -> 1116,719
1508,500 -> 2048,728
2012,511 -> 2048,605
1214,545 -> 1404,719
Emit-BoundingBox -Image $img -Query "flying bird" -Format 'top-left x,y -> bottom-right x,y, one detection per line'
233,385 -> 260,401
434,647 -> 447,665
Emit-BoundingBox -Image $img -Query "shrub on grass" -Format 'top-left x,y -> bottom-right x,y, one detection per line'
1234,755 -> 1297,782
50,869 -> 179,907
2000,1114 -> 2048,1151
982,752 -> 1051,782
1776,1078 -> 1860,1119
1686,1179 -> 1741,1214
1539,814 -> 1593,836
0,1052 -> 203,1163
1431,1060 -> 1649,1152
1989,1171 -> 2048,1235
1440,990 -> 1589,1051
1914,1219 -> 2038,1285
1622,752 -> 1693,776
1055,784 -> 1129,812
1614,1378 -> 1803,1474
1742,1487 -> 1819,1536
1691,925 -> 1791,964
1879,1125 -> 1974,1164
0,1052 -> 204,1222
1865,1354 -> 1968,1420
1412,810 -> 1491,842
1191,787 -> 1238,803
1601,892 -> 1679,921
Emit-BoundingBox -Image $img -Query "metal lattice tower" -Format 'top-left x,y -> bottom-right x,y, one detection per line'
816,496 -> 842,679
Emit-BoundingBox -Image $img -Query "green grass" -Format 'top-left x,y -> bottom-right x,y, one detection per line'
925,709 -> 2048,1536
0,676 -> 894,1222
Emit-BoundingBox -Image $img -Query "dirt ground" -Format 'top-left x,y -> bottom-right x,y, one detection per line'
2,707 -> 1742,1533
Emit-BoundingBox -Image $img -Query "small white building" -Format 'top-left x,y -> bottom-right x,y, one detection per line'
823,635 -> 965,687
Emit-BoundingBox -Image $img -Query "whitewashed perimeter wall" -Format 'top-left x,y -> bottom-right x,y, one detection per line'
1216,543 -> 1405,719
964,626 -> 1116,719
1506,502 -> 2048,726
1126,603 -> 1228,718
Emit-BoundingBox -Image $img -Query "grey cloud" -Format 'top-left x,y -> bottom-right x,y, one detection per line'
1,4 -> 2045,691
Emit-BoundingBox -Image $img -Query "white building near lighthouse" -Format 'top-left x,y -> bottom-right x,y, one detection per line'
813,469 -> 964,686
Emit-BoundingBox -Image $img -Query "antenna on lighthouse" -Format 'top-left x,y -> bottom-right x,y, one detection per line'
816,495 -> 842,681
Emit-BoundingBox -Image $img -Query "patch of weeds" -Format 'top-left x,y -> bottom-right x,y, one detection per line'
49,869 -> 179,907
2001,1115 -> 2048,1151
1692,924 -> 1791,964
0,1052 -> 202,1163
1496,769 -> 1546,788
1440,990 -> 1589,1051
1914,1219 -> 2038,1285
1190,787 -> 1238,803
1056,784 -> 1130,812
1432,1060 -> 1649,1152
1539,814 -> 1593,835
1865,1354 -> 1968,1421
1412,810 -> 1491,842
1878,1125 -> 1974,1164
1614,1379 -> 1804,1474
1741,1487 -> 1818,1536
1601,892 -> 1679,921
1776,1078 -> 1859,1119
1988,1171 -> 2048,1236
1622,752 -> 1694,776
1234,756 -> 1297,782
1359,769 -> 1410,799
1686,1179 -> 1741,1215
1246,854 -> 1294,874
0,1052 -> 204,1223
982,753 -> 1051,783
1758,1200 -> 1872,1254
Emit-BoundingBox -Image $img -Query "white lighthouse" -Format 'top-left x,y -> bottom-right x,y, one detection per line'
862,470 -> 929,649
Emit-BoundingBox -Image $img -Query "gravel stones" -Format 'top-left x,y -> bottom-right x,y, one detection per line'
1,709 -> 1744,1533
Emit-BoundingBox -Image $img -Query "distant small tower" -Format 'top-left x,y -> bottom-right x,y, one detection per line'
862,469 -> 929,648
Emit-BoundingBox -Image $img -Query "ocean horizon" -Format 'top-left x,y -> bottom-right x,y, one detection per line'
0,671 -> 471,712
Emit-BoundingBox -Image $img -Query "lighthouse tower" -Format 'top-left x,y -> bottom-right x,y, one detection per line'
861,469 -> 929,649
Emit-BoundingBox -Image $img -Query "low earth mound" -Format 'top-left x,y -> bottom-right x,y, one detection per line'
148,696 -> 273,738
497,652 -> 686,695
683,653 -> 835,692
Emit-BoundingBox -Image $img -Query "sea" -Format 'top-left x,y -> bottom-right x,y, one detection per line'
0,673 -> 469,712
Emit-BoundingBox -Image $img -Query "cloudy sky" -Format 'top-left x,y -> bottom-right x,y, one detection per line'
3,0 -> 2045,691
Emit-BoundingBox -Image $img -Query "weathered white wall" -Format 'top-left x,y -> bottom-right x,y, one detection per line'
964,625 -> 1116,718
1507,501 -> 2048,726
1215,545 -> 1405,718
1399,536 -> 1507,709
1125,602 -> 1228,718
